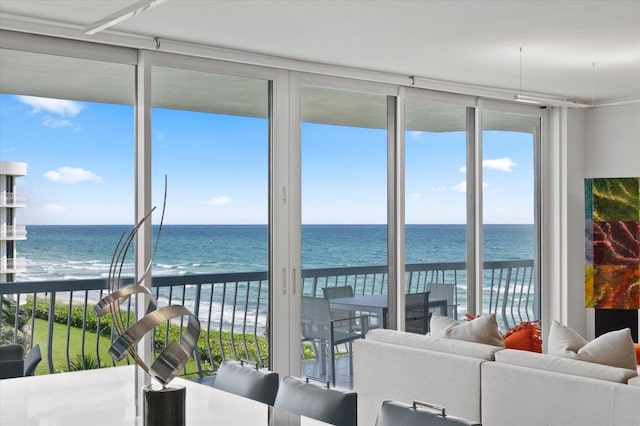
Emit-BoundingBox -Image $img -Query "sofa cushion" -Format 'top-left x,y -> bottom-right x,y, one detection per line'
495,349 -> 638,383
365,328 -> 502,360
431,314 -> 505,348
548,321 -> 637,371
629,374 -> 640,387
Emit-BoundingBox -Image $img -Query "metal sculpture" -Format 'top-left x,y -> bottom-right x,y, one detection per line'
94,183 -> 200,387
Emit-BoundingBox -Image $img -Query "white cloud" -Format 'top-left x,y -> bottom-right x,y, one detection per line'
44,167 -> 104,184
430,186 -> 447,192
452,181 -> 488,192
483,157 -> 516,172
207,196 -> 232,206
452,181 -> 467,192
44,204 -> 65,212
17,95 -> 83,117
43,117 -> 73,128
459,166 -> 467,173
408,192 -> 422,199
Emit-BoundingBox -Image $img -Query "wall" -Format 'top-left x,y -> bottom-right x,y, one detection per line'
568,103 -> 640,339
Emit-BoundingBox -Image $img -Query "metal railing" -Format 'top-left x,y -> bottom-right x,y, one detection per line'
0,225 -> 28,239
1,259 -> 534,377
0,191 -> 27,207
1,257 -> 27,272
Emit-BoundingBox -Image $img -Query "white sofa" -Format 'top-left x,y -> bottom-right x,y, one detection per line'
482,349 -> 640,426
353,329 -> 639,426
353,329 -> 502,426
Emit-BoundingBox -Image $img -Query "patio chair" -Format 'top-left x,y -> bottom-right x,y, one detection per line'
274,376 -> 357,426
212,359 -> 279,405
301,296 -> 367,385
323,285 -> 357,322
405,291 -> 430,334
0,343 -> 41,379
375,400 -> 481,426
322,285 -> 355,300
323,286 -> 381,329
426,283 -> 458,319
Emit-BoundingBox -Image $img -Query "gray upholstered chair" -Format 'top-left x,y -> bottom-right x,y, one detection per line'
0,343 -> 42,379
212,359 -> 279,405
23,344 -> 41,376
274,376 -> 357,426
375,400 -> 481,426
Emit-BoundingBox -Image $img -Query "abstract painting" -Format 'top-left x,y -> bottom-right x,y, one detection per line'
585,177 -> 640,309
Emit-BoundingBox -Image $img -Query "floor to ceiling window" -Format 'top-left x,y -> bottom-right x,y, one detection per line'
404,95 -> 469,321
150,62 -> 271,372
481,109 -> 541,330
299,83 -> 389,386
0,40 -> 135,373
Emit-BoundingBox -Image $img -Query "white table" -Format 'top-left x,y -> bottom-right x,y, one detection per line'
0,366 -> 327,425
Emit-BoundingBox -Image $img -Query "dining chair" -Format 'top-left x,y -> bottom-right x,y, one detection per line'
212,359 -> 279,405
405,291 -> 430,334
426,283 -> 458,319
23,344 -> 41,376
322,285 -> 355,300
0,343 -> 42,379
274,376 -> 357,426
301,296 -> 367,385
323,285 -> 357,323
375,400 -> 481,426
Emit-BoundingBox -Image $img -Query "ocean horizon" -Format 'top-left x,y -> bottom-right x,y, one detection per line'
13,224 -> 534,282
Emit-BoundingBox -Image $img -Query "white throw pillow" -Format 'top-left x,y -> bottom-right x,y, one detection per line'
430,313 -> 505,348
547,320 -> 637,371
429,314 -> 459,335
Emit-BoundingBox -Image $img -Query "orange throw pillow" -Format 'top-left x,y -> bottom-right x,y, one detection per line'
635,343 -> 640,365
465,314 -> 543,353
502,320 -> 543,353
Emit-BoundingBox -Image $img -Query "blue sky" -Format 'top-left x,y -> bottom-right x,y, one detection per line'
0,94 -> 534,225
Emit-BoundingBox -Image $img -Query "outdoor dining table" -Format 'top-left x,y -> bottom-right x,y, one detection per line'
329,294 -> 448,329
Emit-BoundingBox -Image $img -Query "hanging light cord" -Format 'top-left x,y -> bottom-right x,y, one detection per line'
519,47 -> 523,95
591,62 -> 596,106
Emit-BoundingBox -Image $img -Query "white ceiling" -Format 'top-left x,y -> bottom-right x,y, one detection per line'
0,0 -> 639,105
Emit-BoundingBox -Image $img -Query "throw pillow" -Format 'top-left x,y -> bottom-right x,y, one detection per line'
430,314 -> 460,335
548,321 -> 637,371
433,313 -> 505,347
635,343 -> 640,365
465,313 -> 542,353
502,320 -> 543,353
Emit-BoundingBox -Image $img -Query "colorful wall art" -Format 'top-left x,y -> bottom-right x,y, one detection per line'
585,177 -> 640,309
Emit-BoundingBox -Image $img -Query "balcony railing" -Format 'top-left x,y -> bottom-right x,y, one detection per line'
0,257 -> 27,272
0,259 -> 534,377
0,192 -> 27,207
0,225 -> 28,240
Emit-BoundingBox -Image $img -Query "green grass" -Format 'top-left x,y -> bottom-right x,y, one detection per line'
32,319 -> 225,378
32,318 -> 126,375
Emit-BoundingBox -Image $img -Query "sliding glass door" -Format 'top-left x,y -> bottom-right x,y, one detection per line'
481,109 -> 541,330
150,62 -> 271,374
404,95 -> 469,321
299,84 -> 389,386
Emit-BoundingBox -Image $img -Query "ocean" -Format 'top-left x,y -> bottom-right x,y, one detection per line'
13,224 -> 534,282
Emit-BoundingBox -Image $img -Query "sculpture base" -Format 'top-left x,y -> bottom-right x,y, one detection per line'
143,384 -> 185,426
